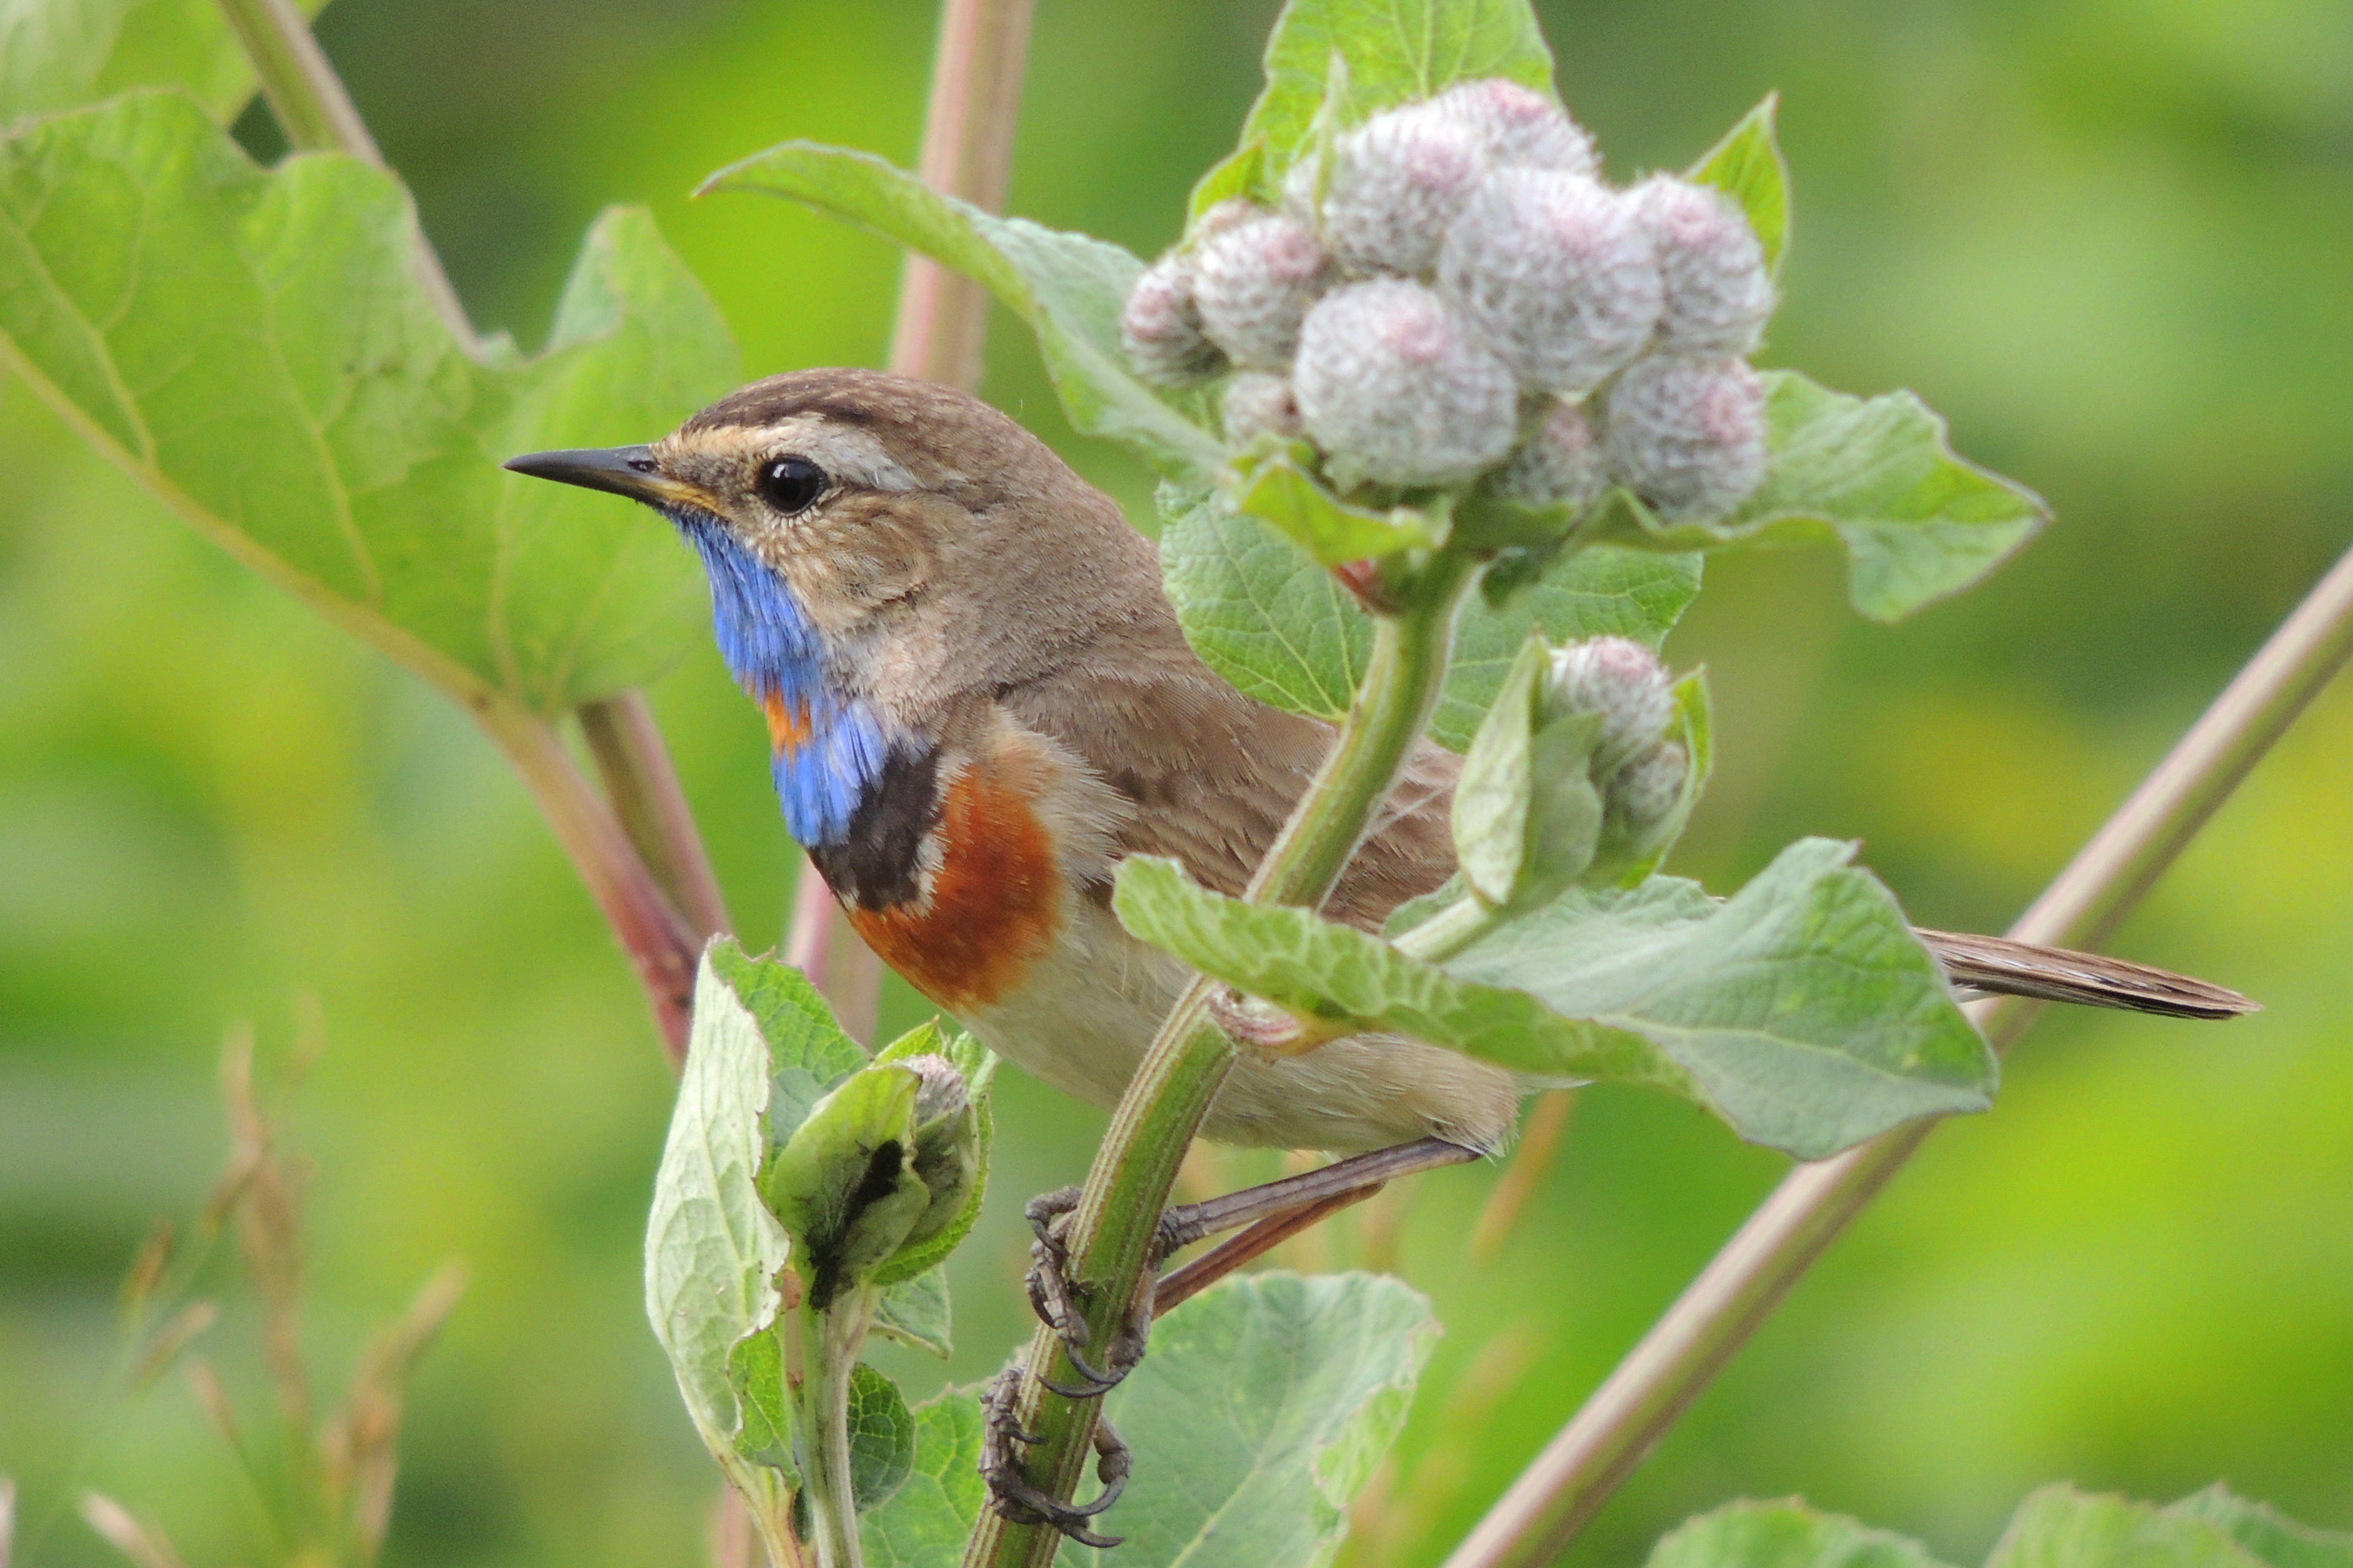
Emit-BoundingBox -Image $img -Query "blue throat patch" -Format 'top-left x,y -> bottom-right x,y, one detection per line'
670,511 -> 887,847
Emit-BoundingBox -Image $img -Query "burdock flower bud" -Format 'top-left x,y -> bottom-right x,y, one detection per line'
1545,635 -> 1675,776
1490,399 -> 1608,511
898,1054 -> 980,1262
1222,371 -> 1304,446
1628,175 -> 1774,356
1602,356 -> 1768,519
1439,169 -> 1662,396
1193,211 -> 1331,370
1610,738 -> 1690,834
1293,278 -> 1519,488
1429,78 -> 1597,175
1313,103 -> 1487,277
1121,252 -> 1223,386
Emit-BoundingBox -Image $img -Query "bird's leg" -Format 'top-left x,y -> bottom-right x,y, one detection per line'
979,1365 -> 1133,1549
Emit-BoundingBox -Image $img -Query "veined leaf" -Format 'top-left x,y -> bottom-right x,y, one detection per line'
1114,838 -> 1997,1160
699,140 -> 1225,481
2171,1487 -> 2353,1568
1597,371 -> 2047,622
1989,1487 -> 2271,1568
861,1389 -> 987,1568
1687,94 -> 1791,275
1226,441 -> 1444,564
1161,486 -> 1702,747
871,1267 -> 952,1360
1646,1499 -> 1957,1568
846,1363 -> 916,1512
0,0 -> 328,122
0,92 -> 735,713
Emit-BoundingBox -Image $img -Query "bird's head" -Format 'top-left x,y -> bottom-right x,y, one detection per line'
504,368 -> 1161,846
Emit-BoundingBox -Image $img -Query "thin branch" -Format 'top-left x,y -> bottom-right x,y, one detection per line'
579,692 -> 732,939
1441,539 -> 2353,1568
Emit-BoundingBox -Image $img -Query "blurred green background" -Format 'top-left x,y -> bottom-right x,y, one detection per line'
3,1 -> 2349,1564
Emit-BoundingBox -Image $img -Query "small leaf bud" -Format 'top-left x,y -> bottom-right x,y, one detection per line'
1544,635 -> 1675,776
1294,278 -> 1519,488
1120,252 -> 1225,386
1439,169 -> 1662,396
1193,211 -> 1331,370
1628,175 -> 1774,357
1490,399 -> 1608,511
1428,79 -> 1597,176
1222,371 -> 1304,447
1602,356 -> 1768,520
1313,103 -> 1487,277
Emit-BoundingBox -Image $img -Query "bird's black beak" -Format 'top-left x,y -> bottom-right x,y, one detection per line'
502,444 -> 671,505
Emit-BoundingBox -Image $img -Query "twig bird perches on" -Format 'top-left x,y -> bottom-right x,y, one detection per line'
506,368 -> 2253,1539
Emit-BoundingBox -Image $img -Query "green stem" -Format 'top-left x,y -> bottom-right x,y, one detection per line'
798,1290 -> 878,1568
1440,537 -> 2353,1568
965,551 -> 1477,1568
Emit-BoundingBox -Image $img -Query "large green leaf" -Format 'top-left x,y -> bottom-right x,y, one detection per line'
1598,370 -> 2047,622
871,1267 -> 952,1360
861,1390 -> 987,1568
0,0 -> 327,122
1988,1487 -> 2269,1568
0,92 -> 734,714
699,140 -> 1224,481
2172,1489 -> 2353,1568
1115,838 -> 1997,1160
847,1362 -> 917,1512
1161,486 -> 1702,747
1646,1499 -> 1958,1568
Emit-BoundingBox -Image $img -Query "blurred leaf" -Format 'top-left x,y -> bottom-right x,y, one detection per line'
1226,441 -> 1444,564
846,1363 -> 915,1512
1989,1486 -> 2267,1568
1686,94 -> 1791,275
1593,670 -> 1711,887
0,92 -> 733,713
871,1268 -> 952,1360
2172,1488 -> 2353,1568
724,1328 -> 798,1477
699,141 -> 1225,479
1599,371 -> 2047,622
1160,486 -> 1701,745
1115,838 -> 1997,1160
1452,636 -> 1605,908
860,1389 -> 987,1568
1645,1499 -> 1957,1568
0,0 -> 326,122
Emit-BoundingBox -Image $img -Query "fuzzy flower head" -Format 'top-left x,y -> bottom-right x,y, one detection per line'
1439,169 -> 1663,396
1610,738 -> 1690,834
1490,399 -> 1609,511
1544,635 -> 1675,776
1306,102 -> 1487,277
1293,278 -> 1519,488
1602,356 -> 1768,520
1629,175 -> 1775,357
1120,252 -> 1223,386
1221,371 -> 1304,447
1193,210 -> 1331,370
1428,79 -> 1597,176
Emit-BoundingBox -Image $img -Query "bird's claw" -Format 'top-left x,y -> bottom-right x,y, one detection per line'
1022,1186 -> 1155,1396
980,1367 -> 1132,1549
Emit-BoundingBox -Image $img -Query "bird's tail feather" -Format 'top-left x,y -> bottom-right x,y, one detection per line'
1915,929 -> 2256,1020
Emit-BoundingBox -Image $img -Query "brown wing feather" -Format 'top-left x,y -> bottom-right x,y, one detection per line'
1914,929 -> 2256,1019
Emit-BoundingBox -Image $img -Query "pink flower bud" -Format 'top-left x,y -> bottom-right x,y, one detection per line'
1191,197 -> 1263,245
1610,738 -> 1690,835
1294,278 -> 1519,488
1428,79 -> 1597,175
1121,252 -> 1224,386
1194,212 -> 1331,370
1221,371 -> 1304,446
1310,103 -> 1487,277
1628,175 -> 1774,357
1602,357 -> 1768,520
1544,635 -> 1675,774
1439,169 -> 1662,396
1490,399 -> 1608,511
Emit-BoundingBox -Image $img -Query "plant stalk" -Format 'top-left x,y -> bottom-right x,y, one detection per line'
967,552 -> 1477,1568
798,1290 -> 878,1568
1441,537 -> 2353,1568
578,692 -> 732,939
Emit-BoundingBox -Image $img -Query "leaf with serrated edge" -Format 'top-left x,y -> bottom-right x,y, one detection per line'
724,1328 -> 798,1477
1990,1487 -> 2271,1568
1686,94 -> 1791,275
1,0 -> 329,122
0,94 -> 735,714
1161,487 -> 1701,745
2171,1488 -> 2353,1568
1645,1499 -> 1957,1568
700,142 -> 1223,481
846,1363 -> 916,1512
859,1390 -> 986,1568
871,1268 -> 952,1360
1598,370 -> 2046,622
703,943 -> 868,1157
1115,838 -> 1996,1160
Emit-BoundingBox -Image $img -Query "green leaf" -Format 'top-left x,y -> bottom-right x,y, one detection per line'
1227,442 -> 1444,565
1452,636 -> 1605,908
846,1363 -> 916,1512
699,140 -> 1224,481
1646,1499 -> 1957,1568
1160,486 -> 1702,745
761,1064 -> 929,1310
859,1389 -> 987,1568
0,92 -> 736,714
1115,838 -> 1997,1160
1989,1486 -> 2270,1568
2170,1489 -> 2353,1568
869,1029 -> 996,1287
0,0 -> 328,122
1597,370 -> 2047,623
704,942 -> 867,1154
1686,94 -> 1791,275
724,1327 -> 798,1477
1074,1272 -> 1436,1567
871,1268 -> 952,1360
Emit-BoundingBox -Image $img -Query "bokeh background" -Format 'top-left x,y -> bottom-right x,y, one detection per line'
4,1 -> 2349,1564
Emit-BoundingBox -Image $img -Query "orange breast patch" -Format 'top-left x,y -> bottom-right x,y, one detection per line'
763,689 -> 811,756
846,762 -> 1061,1012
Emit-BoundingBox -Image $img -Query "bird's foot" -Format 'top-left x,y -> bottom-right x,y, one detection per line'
979,1366 -> 1132,1549
1022,1188 -> 1152,1396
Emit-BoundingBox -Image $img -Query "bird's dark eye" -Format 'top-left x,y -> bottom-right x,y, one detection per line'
755,456 -> 826,516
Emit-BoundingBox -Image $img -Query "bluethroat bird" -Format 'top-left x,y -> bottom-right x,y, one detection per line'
509,368 -> 2249,1529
